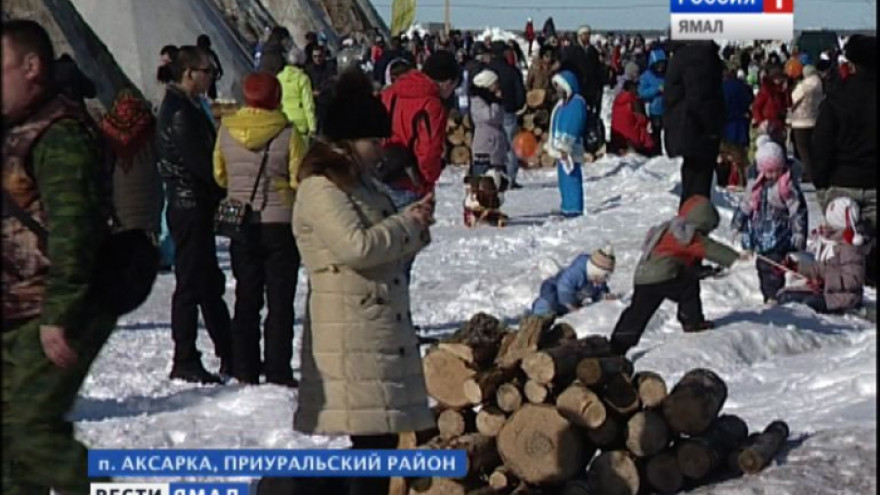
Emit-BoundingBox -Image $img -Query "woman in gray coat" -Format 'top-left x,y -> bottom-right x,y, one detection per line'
469,69 -> 508,177
291,69 -> 435,495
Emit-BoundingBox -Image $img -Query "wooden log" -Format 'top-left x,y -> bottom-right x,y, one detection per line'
533,109 -> 550,126
462,113 -> 473,130
464,131 -> 473,145
497,404 -> 592,484
450,146 -> 471,166
586,450 -> 639,495
449,126 -> 467,146
561,479 -> 592,495
540,322 -> 578,349
488,466 -> 518,491
644,450 -> 683,494
603,374 -> 641,417
575,357 -> 633,387
475,406 -> 507,437
438,343 -> 497,371
496,382 -> 524,413
424,348 -> 476,408
632,371 -> 667,409
464,367 -> 518,405
585,413 -> 622,449
496,315 -> 556,369
727,433 -> 760,475
540,152 -> 555,168
625,410 -> 670,457
438,408 -> 477,440
737,420 -> 790,474
449,433 -> 502,476
523,379 -> 552,404
510,483 -> 541,495
526,89 -> 546,109
662,369 -> 728,436
408,478 -> 470,495
677,414 -> 748,480
555,381 -> 606,429
521,337 -> 612,385
522,113 -> 536,131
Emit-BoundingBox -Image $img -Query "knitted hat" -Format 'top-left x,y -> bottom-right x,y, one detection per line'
586,244 -> 616,280
473,69 -> 499,88
323,69 -> 391,141
243,72 -> 282,110
422,50 -> 461,83
755,140 -> 786,173
825,197 -> 865,246
623,62 -> 640,80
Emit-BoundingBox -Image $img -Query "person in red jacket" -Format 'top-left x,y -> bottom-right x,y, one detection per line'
610,81 -> 654,155
752,65 -> 790,136
525,19 -> 536,58
381,51 -> 459,205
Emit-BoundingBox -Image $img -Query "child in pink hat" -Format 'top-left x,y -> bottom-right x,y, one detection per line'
732,137 -> 808,303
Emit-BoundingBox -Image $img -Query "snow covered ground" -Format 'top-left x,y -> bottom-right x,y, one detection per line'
72,124 -> 875,491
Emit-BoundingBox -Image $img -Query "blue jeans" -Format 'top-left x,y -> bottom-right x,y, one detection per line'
503,112 -> 519,183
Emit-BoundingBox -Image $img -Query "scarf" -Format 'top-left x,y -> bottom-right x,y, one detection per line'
749,170 -> 792,214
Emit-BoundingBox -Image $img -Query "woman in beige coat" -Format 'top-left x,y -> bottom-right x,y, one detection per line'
291,69 -> 435,495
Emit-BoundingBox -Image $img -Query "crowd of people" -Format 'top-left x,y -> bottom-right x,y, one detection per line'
1,14 -> 875,495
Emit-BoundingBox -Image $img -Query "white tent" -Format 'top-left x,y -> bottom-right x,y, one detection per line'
70,0 -> 254,105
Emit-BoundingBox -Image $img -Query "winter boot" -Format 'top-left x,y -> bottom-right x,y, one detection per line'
682,320 -> 715,333
170,361 -> 222,385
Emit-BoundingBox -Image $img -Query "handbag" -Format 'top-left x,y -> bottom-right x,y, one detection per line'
214,137 -> 275,242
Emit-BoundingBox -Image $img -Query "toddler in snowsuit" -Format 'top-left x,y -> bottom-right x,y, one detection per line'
731,138 -> 808,303
610,81 -> 655,156
778,196 -> 868,313
531,246 -> 617,317
610,196 -> 749,356
637,47 -> 666,156
547,71 -> 588,217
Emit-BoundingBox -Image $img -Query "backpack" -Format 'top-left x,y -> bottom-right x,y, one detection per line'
377,95 -> 430,188
583,110 -> 606,155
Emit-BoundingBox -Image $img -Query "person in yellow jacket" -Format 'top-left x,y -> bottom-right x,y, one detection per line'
277,48 -> 317,139
213,72 -> 306,386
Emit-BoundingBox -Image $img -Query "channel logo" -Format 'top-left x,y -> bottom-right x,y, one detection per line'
670,0 -> 794,41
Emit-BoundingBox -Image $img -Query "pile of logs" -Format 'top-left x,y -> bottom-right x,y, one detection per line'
446,108 -> 474,167
411,313 -> 791,495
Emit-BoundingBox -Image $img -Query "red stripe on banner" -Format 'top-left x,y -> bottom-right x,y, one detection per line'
764,0 -> 794,14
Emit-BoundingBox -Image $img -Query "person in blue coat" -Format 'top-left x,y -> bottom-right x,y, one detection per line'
547,71 -> 589,217
638,47 -> 667,156
531,246 -> 617,316
720,62 -> 755,188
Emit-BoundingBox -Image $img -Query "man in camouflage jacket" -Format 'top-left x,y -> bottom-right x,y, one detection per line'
2,20 -> 116,494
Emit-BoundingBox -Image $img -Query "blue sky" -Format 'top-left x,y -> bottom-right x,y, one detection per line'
374,0 -> 877,31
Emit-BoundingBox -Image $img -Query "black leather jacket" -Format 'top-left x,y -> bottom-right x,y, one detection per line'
156,85 -> 223,210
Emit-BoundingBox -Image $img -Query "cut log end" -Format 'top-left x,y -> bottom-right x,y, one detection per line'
524,379 -> 552,404
476,406 -> 507,437
424,349 -> 477,409
496,383 -> 524,413
587,450 -> 640,495
497,404 -> 591,484
645,450 -> 683,494
625,410 -> 670,458
633,371 -> 667,409
556,382 -> 607,429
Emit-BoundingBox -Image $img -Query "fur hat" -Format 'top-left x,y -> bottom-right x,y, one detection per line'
844,34 -> 876,71
422,50 -> 461,83
755,140 -> 785,173
825,197 -> 865,246
473,69 -> 499,88
243,72 -> 282,110
323,69 -> 391,141
587,244 -> 616,280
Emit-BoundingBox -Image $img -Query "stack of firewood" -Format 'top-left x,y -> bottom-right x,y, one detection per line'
446,108 -> 474,167
411,313 -> 791,495
520,89 -> 555,169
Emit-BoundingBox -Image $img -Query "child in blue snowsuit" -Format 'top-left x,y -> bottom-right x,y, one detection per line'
637,47 -> 666,157
732,137 -> 808,303
531,246 -> 616,316
547,71 -> 589,217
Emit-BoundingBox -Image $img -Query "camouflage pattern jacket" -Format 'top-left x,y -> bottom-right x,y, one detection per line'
2,93 -> 109,328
